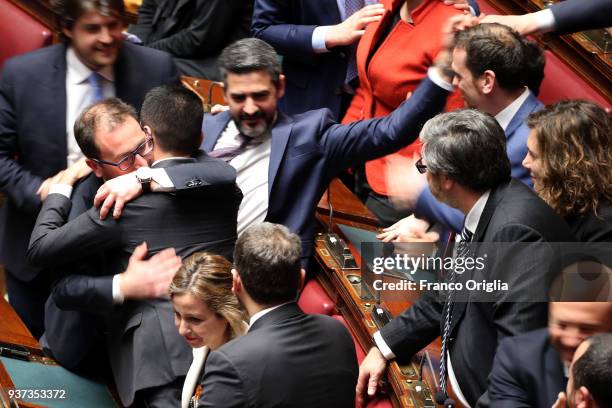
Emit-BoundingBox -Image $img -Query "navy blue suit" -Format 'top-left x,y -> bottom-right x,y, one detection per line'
551,0 -> 612,35
251,0 -> 349,118
488,328 -> 566,408
200,77 -> 449,262
415,92 -> 542,232
0,42 -> 179,336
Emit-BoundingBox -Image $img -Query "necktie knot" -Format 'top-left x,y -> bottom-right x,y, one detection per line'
460,227 -> 473,243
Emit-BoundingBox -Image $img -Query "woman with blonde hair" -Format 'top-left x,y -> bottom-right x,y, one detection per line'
169,252 -> 248,408
522,100 -> 612,241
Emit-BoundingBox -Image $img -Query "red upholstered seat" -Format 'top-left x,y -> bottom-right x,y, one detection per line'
0,0 -> 52,70
330,315 -> 393,408
298,279 -> 335,315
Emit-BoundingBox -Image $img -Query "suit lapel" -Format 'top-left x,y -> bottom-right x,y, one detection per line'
267,112 -> 294,196
320,0 -> 342,24
47,46 -> 68,160
505,92 -> 541,138
544,341 -> 566,403
472,182 -> 510,243
201,111 -> 232,152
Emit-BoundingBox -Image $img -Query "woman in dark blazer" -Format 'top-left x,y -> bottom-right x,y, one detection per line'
522,100 -> 612,242
169,252 -> 248,408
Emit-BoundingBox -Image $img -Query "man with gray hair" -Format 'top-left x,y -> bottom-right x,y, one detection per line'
197,222 -> 358,407
357,109 -> 575,408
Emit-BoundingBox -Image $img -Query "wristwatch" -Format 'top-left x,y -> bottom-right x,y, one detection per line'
136,167 -> 153,193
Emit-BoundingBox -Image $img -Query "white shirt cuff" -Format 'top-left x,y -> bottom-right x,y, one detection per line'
534,9 -> 556,34
373,331 -> 396,360
112,274 -> 125,304
312,26 -> 331,53
49,184 -> 73,199
150,168 -> 175,192
427,67 -> 454,92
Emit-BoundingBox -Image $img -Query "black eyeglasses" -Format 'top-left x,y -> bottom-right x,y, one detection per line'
415,158 -> 427,174
91,135 -> 154,171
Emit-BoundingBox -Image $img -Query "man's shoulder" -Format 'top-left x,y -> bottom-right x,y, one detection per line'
498,327 -> 550,353
2,44 -> 63,76
119,42 -> 174,66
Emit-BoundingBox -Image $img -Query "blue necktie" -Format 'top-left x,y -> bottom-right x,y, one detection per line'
439,226 -> 473,400
344,0 -> 364,84
87,72 -> 105,104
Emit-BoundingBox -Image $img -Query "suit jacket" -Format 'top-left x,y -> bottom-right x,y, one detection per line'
251,0 -> 349,118
129,0 -> 252,79
551,0 -> 612,35
488,328 -> 566,408
0,42 -> 179,283
415,92 -> 542,232
28,157 -> 241,406
199,76 -> 448,263
198,302 -> 358,407
379,179 -> 575,407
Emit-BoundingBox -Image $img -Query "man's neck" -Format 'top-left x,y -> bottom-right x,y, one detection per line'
481,87 -> 526,117
454,187 -> 483,216
151,148 -> 190,163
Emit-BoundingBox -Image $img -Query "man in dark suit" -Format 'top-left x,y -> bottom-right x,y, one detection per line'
0,0 -> 179,337
357,109 -> 576,408
27,87 -> 241,407
383,23 -> 546,237
488,301 -> 612,408
128,0 -> 253,79
198,222 -> 358,407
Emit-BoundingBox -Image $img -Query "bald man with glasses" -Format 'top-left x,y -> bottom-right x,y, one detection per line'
27,86 -> 241,407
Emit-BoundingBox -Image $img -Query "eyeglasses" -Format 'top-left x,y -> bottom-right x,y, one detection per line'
415,158 -> 427,174
91,135 -> 154,171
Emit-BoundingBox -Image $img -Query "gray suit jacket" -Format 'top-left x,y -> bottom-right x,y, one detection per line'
28,157 -> 241,406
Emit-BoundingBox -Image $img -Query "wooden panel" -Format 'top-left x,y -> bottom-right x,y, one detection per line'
317,178 -> 378,228
0,299 -> 42,356
181,76 -> 226,111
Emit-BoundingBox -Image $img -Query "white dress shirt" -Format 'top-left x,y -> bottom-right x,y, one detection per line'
65,47 -> 115,166
494,87 -> 530,132
181,346 -> 209,408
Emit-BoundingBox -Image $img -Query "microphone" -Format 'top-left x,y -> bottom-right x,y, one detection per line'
434,389 -> 456,408
443,398 -> 456,408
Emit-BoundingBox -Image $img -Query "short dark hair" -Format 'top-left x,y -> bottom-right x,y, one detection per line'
52,0 -> 125,43
218,38 -> 282,88
140,86 -> 203,156
572,333 -> 612,407
420,109 -> 511,192
74,98 -> 137,159
233,223 -> 302,306
455,23 -> 544,93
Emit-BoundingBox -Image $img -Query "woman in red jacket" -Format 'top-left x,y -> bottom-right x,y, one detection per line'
342,0 -> 464,226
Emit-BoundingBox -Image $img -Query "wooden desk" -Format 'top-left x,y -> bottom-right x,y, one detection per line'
180,76 -> 226,111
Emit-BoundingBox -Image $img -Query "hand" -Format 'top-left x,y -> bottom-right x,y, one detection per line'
433,13 -> 479,82
551,392 -> 567,408
385,154 -> 427,211
325,3 -> 385,49
119,242 -> 182,300
377,215 -> 438,242
480,14 -> 540,36
440,0 -> 471,14
356,347 -> 388,408
58,158 -> 91,185
94,171 -> 143,220
210,104 -> 229,115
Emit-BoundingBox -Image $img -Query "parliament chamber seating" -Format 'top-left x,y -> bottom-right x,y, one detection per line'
298,279 -> 336,315
0,0 -> 52,70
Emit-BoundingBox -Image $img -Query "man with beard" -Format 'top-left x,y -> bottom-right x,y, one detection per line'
0,0 -> 179,337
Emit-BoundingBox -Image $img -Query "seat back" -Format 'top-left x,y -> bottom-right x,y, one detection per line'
0,0 -> 52,70
298,279 -> 336,316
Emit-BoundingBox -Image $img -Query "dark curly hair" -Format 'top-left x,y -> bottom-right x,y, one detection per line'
527,100 -> 612,217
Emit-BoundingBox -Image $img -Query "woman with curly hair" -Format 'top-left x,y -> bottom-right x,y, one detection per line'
169,252 -> 248,408
522,100 -> 612,241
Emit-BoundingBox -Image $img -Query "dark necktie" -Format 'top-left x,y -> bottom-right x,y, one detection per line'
87,72 -> 104,104
439,226 -> 473,400
209,134 -> 254,162
344,0 -> 364,84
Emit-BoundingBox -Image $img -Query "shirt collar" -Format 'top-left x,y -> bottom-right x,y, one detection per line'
494,87 -> 530,131
464,190 -> 491,236
151,156 -> 194,166
248,301 -> 292,329
66,47 -> 115,84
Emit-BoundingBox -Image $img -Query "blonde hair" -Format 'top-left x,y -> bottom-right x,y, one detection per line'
169,252 -> 247,339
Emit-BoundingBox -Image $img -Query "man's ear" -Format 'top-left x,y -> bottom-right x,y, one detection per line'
481,70 -> 496,95
62,27 -> 73,41
276,74 -> 286,100
441,174 -> 454,192
86,158 -> 103,178
575,386 -> 593,408
231,268 -> 241,295
298,268 -> 306,292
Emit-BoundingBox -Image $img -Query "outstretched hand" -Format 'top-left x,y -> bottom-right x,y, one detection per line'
325,3 -> 385,49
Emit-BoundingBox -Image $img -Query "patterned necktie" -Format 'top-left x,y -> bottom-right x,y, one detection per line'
344,0 -> 364,84
209,134 -> 254,162
439,226 -> 473,400
87,72 -> 104,104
